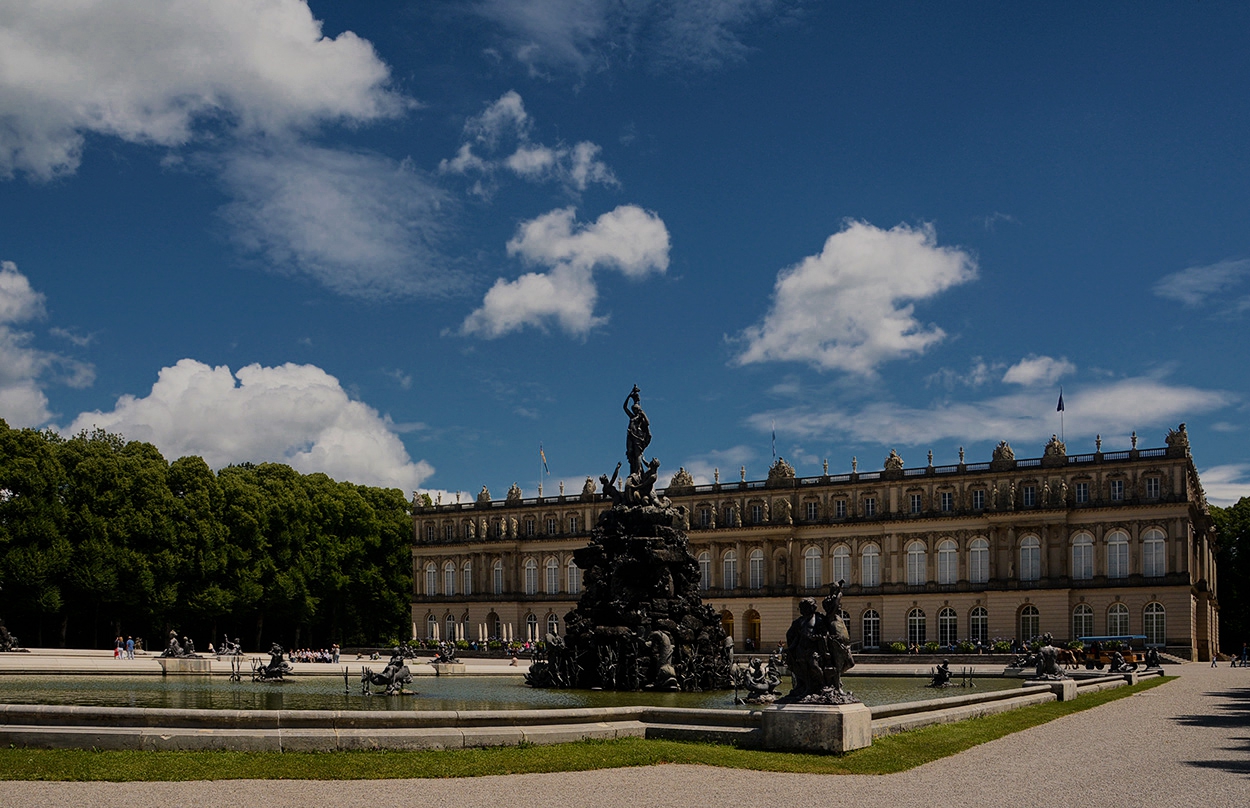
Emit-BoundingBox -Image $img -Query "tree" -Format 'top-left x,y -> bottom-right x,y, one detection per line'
1213,497 -> 1250,654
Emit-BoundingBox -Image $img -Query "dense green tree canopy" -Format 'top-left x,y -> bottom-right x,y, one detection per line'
1213,497 -> 1250,654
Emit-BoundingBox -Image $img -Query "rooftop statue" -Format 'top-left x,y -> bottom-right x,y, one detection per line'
993,440 -> 1015,462
884,449 -> 904,471
506,483 -> 523,505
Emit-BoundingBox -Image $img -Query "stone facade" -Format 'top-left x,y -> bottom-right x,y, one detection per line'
411,428 -> 1219,661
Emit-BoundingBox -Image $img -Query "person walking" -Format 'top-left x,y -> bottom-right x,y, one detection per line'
125,636 -> 134,660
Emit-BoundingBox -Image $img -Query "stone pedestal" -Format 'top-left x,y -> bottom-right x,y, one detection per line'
157,657 -> 211,675
761,702 -> 872,753
431,663 -> 466,676
1024,678 -> 1077,701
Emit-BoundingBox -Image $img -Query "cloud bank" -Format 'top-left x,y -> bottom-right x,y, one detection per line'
1153,259 -> 1250,314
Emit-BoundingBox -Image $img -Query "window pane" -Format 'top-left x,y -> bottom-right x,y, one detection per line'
861,545 -> 880,587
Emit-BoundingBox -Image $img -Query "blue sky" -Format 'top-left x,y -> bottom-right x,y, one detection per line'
1,1 -> 1248,505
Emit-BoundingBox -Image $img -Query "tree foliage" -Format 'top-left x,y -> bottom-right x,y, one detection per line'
1213,497 -> 1250,653
0,420 -> 412,650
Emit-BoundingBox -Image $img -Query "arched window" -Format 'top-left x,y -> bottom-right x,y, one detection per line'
938,607 -> 958,645
492,558 -> 504,595
804,546 -> 822,589
462,561 -> 472,596
1144,602 -> 1166,646
969,606 -> 988,644
426,614 -> 438,639
547,613 -> 560,636
969,538 -> 989,584
1073,604 -> 1094,639
444,561 -> 456,596
567,559 -> 581,595
862,609 -> 881,648
425,563 -> 438,596
861,544 -> 881,588
545,557 -> 560,595
524,558 -> 538,595
937,539 -> 958,585
1019,605 -> 1040,641
525,613 -> 539,642
906,541 -> 927,586
723,549 -> 738,590
698,552 -> 711,591
832,545 -> 851,585
907,608 -> 927,645
1107,530 -> 1129,579
749,549 -> 765,589
745,609 -> 762,650
1019,536 -> 1040,581
445,613 -> 457,641
1072,533 -> 1094,580
721,610 -> 735,643
1143,528 -> 1166,578
488,612 -> 501,640
1108,602 -> 1129,635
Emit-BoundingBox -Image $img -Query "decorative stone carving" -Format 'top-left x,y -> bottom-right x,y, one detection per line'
509,516 -> 518,539
766,457 -> 796,487
477,485 -> 491,506
466,519 -> 476,539
993,441 -> 1015,462
668,466 -> 695,493
252,643 -> 292,681
1044,434 -> 1066,458
883,450 -> 904,472
506,483 -> 523,505
927,449 -> 934,467
581,476 -> 597,501
360,645 -> 414,695
479,517 -> 488,538
773,498 -> 792,525
1166,423 -> 1190,456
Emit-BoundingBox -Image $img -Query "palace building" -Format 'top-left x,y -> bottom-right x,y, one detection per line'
410,424 -> 1219,661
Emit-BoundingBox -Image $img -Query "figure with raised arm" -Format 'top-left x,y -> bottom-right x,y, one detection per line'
623,385 -> 651,476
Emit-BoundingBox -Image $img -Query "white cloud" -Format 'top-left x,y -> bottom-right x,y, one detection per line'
735,221 -> 977,374
218,144 -> 454,299
461,205 -> 669,338
1153,259 -> 1250,307
1199,464 -> 1250,508
0,0 -> 407,180
926,357 -> 998,390
676,445 -> 756,487
465,90 -> 530,146
64,359 -> 433,491
1002,355 -> 1076,386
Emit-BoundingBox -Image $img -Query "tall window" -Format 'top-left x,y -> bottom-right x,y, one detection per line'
699,508 -> 711,527
492,559 -> 503,595
941,491 -> 954,512
805,501 -> 819,521
1073,604 -> 1094,639
835,500 -> 847,518
804,546 -> 822,589
1143,528 -> 1166,577
862,610 -> 881,649
972,489 -> 985,510
525,518 -> 535,536
545,557 -> 559,595
547,614 -> 560,636
569,516 -> 579,533
698,552 -> 711,591
525,614 -> 539,642
426,525 -> 435,541
864,497 -> 877,517
1145,476 -> 1160,499
426,614 -> 438,639
907,608 -> 927,645
938,607 -> 958,645
443,561 -> 457,596
722,506 -> 735,527
1107,531 -> 1129,578
750,504 -> 763,524
1020,536 -> 1041,581
937,539 -> 957,585
861,543 -> 880,587
462,561 -> 472,596
1072,533 -> 1094,580
970,606 -> 988,644
425,563 -> 437,596
1075,481 -> 1089,504
546,517 -> 558,534
1144,602 -> 1166,646
723,550 -> 738,589
1019,605 -> 1040,641
524,558 -> 538,595
1022,485 -> 1036,507
1109,479 -> 1125,501
969,538 -> 989,584
832,545 -> 850,585
910,493 -> 922,514
446,614 -> 457,641
567,560 -> 581,595
1108,603 -> 1129,635
749,549 -> 765,589
906,541 -> 927,586
445,524 -> 454,541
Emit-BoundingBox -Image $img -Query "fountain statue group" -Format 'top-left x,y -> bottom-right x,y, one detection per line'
252,643 -> 294,681
0,618 -> 24,653
160,629 -> 201,659
361,645 -> 414,695
779,582 -> 857,704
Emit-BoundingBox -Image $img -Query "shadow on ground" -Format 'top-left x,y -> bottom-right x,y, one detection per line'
1174,686 -> 1250,777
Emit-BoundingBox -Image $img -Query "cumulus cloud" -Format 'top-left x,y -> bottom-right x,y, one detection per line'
675,445 -> 755,487
461,205 -> 669,337
0,261 -> 95,427
1198,464 -> 1250,508
1002,355 -> 1076,386
1153,259 -> 1250,311
735,221 -> 977,374
64,359 -> 433,491
0,0 -> 407,180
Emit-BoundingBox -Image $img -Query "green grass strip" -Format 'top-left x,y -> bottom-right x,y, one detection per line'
0,676 -> 1173,781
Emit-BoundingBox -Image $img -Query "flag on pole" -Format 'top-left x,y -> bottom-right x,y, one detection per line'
771,420 -> 777,461
540,443 -> 549,474
1056,389 -> 1065,412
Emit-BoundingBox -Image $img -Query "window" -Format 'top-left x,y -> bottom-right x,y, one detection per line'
1073,604 -> 1094,639
444,524 -> 454,541
749,549 -> 765,589
861,544 -> 880,588
492,559 -> 504,595
1145,476 -> 1160,499
804,546 -> 822,589
547,614 -> 560,636
425,563 -> 437,596
463,522 -> 472,539
835,499 -> 847,518
1143,528 -> 1166,578
524,558 -> 538,595
444,563 -> 460,597
1020,536 -> 1040,581
864,497 -> 877,517
698,552 -> 711,591
1075,481 -> 1089,504
938,607 -> 958,646
1144,602 -> 1166,646
907,608 -> 927,645
546,517 -> 558,535
426,525 -> 435,541
723,550 -> 738,589
1022,485 -> 1036,507
969,538 -> 989,584
972,489 -> 985,510
569,516 -> 579,533
970,607 -> 988,644
906,541 -> 927,586
567,560 -> 581,595
545,557 -> 559,595
1107,530 -> 1129,578
723,506 -> 735,526
1108,602 -> 1129,635
832,545 -> 850,585
910,493 -> 922,514
750,504 -> 763,524
805,501 -> 819,522
426,614 -> 438,639
937,539 -> 958,585
1019,605 -> 1040,641
862,610 -> 881,649
1072,533 -> 1093,580
525,614 -> 539,642
446,614 -> 457,642
525,518 -> 535,536
1110,479 -> 1125,501
941,491 -> 954,512
462,561 -> 472,596
699,508 -> 712,528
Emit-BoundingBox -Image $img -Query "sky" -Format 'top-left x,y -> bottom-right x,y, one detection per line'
1,1 -> 1248,506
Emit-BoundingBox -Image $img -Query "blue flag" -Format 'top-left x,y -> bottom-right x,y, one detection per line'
540,443 -> 549,474
1057,390 -> 1065,412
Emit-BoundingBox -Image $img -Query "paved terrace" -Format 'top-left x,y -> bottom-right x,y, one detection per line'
0,658 -> 1246,807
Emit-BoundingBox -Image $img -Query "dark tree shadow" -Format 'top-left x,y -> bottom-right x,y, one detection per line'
1174,686 -> 1250,777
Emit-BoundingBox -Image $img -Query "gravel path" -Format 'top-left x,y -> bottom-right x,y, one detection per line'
4,663 -> 1247,808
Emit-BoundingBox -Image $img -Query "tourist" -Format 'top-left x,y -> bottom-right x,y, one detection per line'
125,636 -> 134,659
1241,643 -> 1248,667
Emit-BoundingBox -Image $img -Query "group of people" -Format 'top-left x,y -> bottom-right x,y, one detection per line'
286,645 -> 340,664
1217,642 -> 1249,667
112,636 -> 138,659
